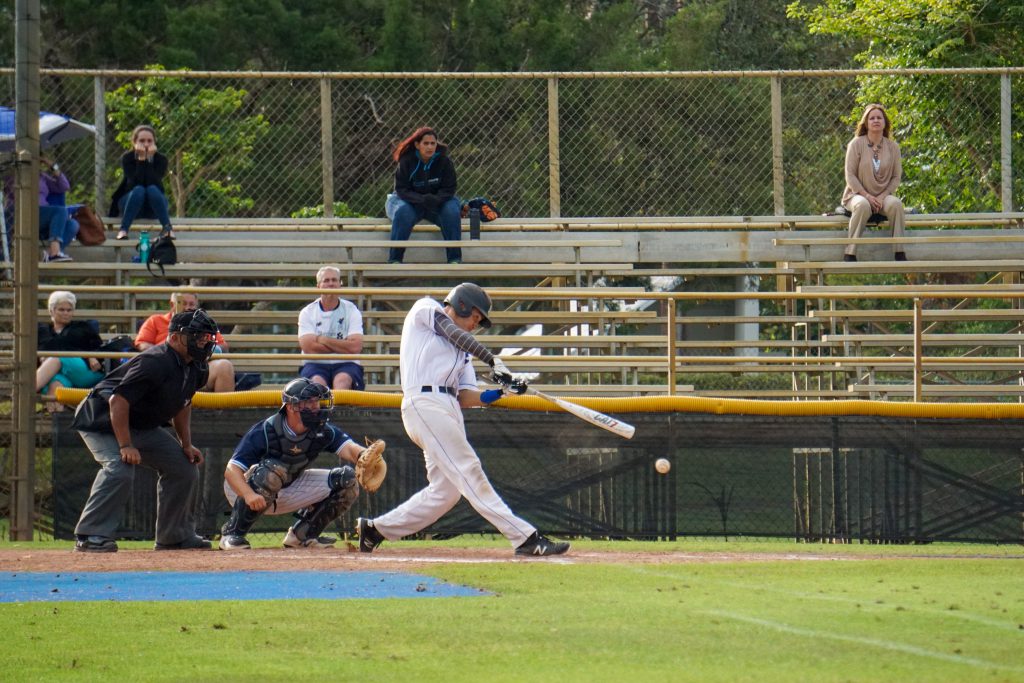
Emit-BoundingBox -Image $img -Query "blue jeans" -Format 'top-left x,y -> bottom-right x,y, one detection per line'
389,197 -> 462,263
119,185 -> 172,232
39,205 -> 69,245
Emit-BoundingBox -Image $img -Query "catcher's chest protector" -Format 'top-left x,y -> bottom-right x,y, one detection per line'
262,414 -> 336,479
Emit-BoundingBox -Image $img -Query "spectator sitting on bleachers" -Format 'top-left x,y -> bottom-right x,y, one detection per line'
387,126 -> 462,265
135,291 -> 235,392
841,103 -> 906,262
2,158 -> 75,261
297,266 -> 365,391
37,290 -> 104,412
109,124 -> 175,241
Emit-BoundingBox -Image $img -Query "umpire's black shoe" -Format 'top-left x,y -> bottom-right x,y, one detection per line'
74,536 -> 118,553
357,517 -> 384,553
218,534 -> 251,551
154,535 -> 212,551
515,532 -> 570,557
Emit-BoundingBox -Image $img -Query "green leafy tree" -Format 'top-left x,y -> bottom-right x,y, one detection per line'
105,66 -> 270,217
788,0 -> 1024,211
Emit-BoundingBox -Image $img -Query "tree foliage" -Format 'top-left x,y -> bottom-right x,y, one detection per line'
788,0 -> 1024,211
105,66 -> 270,216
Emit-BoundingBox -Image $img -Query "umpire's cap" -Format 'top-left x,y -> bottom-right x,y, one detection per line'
444,282 -> 492,329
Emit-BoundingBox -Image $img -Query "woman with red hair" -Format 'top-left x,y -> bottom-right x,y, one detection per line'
387,127 -> 462,264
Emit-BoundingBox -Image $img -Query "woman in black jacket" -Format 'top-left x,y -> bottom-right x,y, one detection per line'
110,125 -> 174,240
388,127 -> 461,264
36,290 -> 104,411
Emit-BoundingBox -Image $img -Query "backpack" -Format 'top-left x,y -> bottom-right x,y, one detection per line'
460,197 -> 501,222
97,334 -> 135,374
146,234 -> 177,277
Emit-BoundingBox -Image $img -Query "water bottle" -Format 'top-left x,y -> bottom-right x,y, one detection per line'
139,231 -> 150,263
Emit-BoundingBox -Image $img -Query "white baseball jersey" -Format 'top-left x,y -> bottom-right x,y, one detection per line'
297,298 -> 364,366
399,297 -> 478,395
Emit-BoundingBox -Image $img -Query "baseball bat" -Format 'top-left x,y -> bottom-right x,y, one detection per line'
527,388 -> 635,440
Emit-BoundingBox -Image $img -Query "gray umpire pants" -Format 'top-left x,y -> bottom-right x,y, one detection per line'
74,426 -> 200,546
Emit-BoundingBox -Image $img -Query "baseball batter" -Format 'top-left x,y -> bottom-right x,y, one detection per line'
357,282 -> 570,557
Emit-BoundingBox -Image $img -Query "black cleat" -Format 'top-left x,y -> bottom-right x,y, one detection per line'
74,536 -> 118,553
357,517 -> 384,553
154,535 -> 212,551
515,532 -> 570,557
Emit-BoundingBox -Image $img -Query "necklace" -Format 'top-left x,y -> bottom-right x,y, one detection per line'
867,139 -> 883,180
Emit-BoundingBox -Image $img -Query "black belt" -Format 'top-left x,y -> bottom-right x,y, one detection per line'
421,385 -> 458,397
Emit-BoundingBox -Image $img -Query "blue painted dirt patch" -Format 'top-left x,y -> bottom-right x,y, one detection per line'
0,571 -> 487,602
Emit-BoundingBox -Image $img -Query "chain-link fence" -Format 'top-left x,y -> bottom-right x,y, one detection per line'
2,68 -> 1020,219
47,409 -> 1024,543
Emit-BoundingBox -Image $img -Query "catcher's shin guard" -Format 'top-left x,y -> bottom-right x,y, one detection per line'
221,494 -> 265,538
289,466 -> 358,543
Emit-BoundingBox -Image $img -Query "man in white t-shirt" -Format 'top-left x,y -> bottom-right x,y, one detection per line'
297,266 -> 365,390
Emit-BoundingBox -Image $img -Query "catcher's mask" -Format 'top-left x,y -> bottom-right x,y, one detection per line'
169,308 -> 218,364
281,377 -> 334,430
444,282 -> 492,329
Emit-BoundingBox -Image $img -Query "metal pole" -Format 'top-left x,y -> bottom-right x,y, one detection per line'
770,75 -> 785,216
547,77 -> 561,218
93,75 -> 106,211
667,298 -> 677,395
1000,73 -> 1013,212
320,78 -> 334,218
913,297 -> 923,402
12,0 -> 41,541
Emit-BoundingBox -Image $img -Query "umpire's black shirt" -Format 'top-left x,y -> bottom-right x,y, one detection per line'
90,343 -> 209,430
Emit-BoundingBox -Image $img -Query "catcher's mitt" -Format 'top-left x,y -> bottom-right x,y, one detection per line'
355,438 -> 387,493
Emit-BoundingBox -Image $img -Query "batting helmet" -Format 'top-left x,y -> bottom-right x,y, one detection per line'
169,309 -> 219,363
280,377 -> 334,430
444,282 -> 492,329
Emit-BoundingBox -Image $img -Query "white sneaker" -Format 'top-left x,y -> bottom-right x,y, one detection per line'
282,527 -> 337,549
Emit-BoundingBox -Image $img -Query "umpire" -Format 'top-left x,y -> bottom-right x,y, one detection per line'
71,309 -> 219,553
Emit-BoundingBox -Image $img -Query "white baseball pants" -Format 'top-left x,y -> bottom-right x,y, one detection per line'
372,394 -> 536,548
223,468 -> 332,515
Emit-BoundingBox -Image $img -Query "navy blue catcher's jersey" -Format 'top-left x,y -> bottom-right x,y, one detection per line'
228,414 -> 352,481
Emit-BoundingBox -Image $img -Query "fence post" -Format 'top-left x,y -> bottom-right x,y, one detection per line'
1001,73 -> 1013,212
11,0 -> 41,541
667,298 -> 677,395
547,77 -> 561,218
93,75 -> 105,210
913,297 -> 922,402
771,75 -> 785,216
320,78 -> 334,218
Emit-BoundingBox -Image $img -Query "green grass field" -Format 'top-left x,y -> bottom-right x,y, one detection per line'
1,539 -> 1022,682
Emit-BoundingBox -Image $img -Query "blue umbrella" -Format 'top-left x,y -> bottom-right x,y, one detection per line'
0,105 -> 96,153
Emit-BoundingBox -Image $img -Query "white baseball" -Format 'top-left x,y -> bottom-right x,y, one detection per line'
655,458 -> 671,474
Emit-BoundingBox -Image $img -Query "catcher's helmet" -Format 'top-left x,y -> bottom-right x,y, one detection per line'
444,282 -> 492,329
280,377 -> 334,430
168,309 -> 218,363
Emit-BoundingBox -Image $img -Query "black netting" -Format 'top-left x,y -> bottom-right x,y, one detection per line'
51,409 -> 1024,544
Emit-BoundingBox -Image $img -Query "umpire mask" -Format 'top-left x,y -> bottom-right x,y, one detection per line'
281,378 -> 334,430
169,309 -> 219,364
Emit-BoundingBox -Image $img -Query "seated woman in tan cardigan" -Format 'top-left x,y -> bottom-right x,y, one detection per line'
841,103 -> 906,262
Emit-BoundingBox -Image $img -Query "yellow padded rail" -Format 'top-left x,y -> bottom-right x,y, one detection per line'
53,387 -> 1024,419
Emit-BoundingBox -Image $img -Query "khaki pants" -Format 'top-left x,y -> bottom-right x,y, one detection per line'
843,194 -> 905,257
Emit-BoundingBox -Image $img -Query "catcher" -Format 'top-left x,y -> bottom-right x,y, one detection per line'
219,377 -> 386,550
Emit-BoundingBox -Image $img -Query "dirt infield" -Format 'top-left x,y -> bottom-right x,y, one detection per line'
0,546 -> 880,573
